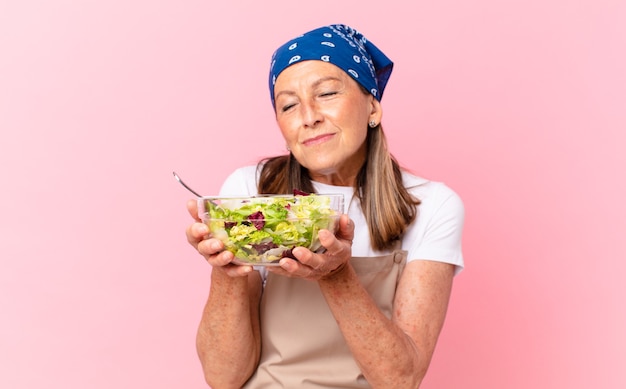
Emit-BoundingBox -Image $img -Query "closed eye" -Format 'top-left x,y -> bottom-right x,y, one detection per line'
281,103 -> 296,112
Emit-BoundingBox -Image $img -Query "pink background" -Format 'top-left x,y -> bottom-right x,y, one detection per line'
1,0 -> 625,388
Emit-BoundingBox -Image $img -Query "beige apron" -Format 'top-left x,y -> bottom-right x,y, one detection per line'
243,249 -> 408,389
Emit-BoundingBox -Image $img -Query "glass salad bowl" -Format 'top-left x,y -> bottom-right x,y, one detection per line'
197,194 -> 344,266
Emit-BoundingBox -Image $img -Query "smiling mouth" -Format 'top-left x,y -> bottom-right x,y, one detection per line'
303,133 -> 335,146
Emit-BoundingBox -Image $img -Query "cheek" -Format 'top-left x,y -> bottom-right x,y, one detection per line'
351,127 -> 369,148
277,118 -> 297,141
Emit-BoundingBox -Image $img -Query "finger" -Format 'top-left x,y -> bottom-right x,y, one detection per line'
197,237 -> 226,258
207,261 -> 254,277
186,199 -> 201,222
289,246 -> 317,268
335,214 -> 355,242
299,215 -> 353,267
222,264 -> 254,277
268,256 -> 311,278
278,257 -> 302,273
186,222 -> 209,248
317,228 -> 350,257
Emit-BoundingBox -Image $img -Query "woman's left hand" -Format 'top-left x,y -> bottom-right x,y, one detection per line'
267,214 -> 354,280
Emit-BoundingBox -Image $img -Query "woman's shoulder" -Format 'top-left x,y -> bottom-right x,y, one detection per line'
230,164 -> 260,178
401,170 -> 464,212
402,170 -> 460,195
219,164 -> 260,196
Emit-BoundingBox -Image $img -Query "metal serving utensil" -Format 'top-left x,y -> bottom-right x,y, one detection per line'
172,171 -> 203,197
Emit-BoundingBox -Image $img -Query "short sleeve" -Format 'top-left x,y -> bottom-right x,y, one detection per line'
408,183 -> 465,274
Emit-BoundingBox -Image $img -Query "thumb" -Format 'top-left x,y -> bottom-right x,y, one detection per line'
336,214 -> 354,243
186,199 -> 201,222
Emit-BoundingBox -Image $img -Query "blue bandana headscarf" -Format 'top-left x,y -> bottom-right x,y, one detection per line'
269,24 -> 394,108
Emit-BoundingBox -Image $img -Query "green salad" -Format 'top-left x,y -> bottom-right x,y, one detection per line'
202,194 -> 342,264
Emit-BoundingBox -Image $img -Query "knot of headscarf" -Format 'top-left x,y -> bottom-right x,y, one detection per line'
268,24 -> 393,108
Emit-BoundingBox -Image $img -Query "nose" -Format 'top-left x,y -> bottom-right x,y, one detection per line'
300,100 -> 323,128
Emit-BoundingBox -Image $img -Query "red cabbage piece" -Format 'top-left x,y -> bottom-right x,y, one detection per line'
251,242 -> 278,254
280,249 -> 297,260
247,211 -> 265,230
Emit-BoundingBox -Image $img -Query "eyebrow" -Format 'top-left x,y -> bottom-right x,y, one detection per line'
274,76 -> 343,100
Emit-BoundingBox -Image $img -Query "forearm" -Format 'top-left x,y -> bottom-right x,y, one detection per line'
196,268 -> 261,388
318,264 -> 425,388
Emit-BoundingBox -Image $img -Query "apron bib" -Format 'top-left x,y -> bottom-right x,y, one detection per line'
243,250 -> 407,388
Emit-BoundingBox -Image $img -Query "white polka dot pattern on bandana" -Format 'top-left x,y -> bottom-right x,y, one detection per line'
268,24 -> 394,107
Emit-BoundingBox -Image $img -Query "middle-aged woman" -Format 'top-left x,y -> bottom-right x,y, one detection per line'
186,24 -> 465,388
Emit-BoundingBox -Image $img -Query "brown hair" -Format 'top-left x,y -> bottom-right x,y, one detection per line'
257,125 -> 420,251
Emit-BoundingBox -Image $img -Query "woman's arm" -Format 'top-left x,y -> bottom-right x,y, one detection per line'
319,259 -> 454,388
186,200 -> 262,388
196,268 -> 262,388
271,215 -> 455,388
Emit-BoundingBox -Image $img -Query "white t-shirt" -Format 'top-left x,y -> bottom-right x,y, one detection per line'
219,165 -> 465,273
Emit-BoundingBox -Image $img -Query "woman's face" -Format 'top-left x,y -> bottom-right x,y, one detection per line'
273,60 -> 382,186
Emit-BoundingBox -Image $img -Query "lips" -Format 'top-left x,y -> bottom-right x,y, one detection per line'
302,133 -> 335,146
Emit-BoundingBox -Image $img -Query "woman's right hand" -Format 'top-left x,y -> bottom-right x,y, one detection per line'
185,199 -> 254,277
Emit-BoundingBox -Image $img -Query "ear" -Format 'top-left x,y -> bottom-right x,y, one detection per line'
369,98 -> 383,127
